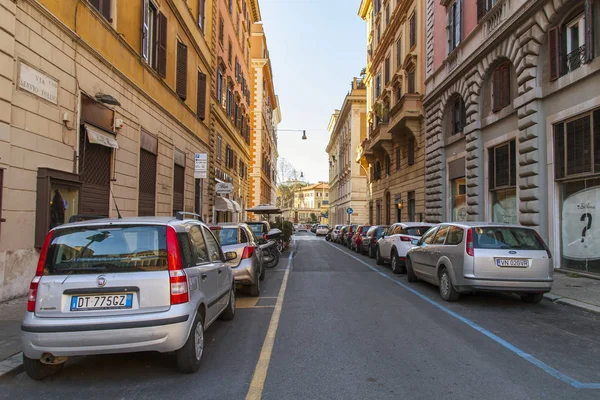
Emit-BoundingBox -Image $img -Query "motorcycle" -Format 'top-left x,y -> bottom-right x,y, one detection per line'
260,228 -> 282,269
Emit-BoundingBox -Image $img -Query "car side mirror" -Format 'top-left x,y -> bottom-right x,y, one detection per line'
224,251 -> 237,262
411,239 -> 420,246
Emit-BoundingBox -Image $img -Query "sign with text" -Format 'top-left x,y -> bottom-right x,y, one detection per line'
216,182 -> 233,194
194,153 -> 208,179
18,62 -> 58,104
562,187 -> 600,261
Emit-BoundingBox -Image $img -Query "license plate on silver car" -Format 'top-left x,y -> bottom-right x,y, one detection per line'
496,258 -> 529,268
70,294 -> 133,311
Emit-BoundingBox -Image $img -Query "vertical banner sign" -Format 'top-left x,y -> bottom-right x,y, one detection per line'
561,187 -> 600,261
194,153 -> 207,179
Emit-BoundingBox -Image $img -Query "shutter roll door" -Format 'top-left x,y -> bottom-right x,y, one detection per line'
138,149 -> 157,216
173,164 -> 185,215
79,128 -> 111,217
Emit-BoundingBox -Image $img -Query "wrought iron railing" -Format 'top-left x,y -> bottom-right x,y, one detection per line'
566,44 -> 587,72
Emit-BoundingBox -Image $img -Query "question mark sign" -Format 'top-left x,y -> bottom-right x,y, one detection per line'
581,213 -> 592,243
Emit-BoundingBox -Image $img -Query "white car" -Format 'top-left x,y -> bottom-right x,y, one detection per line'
331,225 -> 343,241
376,222 -> 434,274
315,225 -> 329,236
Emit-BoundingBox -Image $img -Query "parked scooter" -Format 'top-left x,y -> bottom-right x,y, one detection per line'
260,228 -> 282,268
325,228 -> 333,242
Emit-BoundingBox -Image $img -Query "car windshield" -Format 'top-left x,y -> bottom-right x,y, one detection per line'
217,228 -> 239,246
473,227 -> 546,250
43,225 -> 168,275
375,227 -> 386,239
248,224 -> 263,236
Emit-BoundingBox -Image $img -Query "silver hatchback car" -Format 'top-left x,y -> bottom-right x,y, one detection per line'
215,223 -> 264,296
406,223 -> 553,303
21,214 -> 237,380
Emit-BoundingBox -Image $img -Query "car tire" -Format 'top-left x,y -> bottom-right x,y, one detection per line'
368,245 -> 375,259
259,263 -> 265,281
439,268 -> 460,302
23,354 -> 64,380
176,313 -> 204,373
391,251 -> 406,274
406,257 -> 418,283
220,286 -> 236,321
376,247 -> 384,265
250,273 -> 260,297
521,293 -> 544,304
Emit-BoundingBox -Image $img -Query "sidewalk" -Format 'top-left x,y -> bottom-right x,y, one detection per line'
0,296 -> 25,375
544,271 -> 600,314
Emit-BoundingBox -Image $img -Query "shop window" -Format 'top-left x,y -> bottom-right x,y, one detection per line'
554,111 -> 600,179
489,140 -> 517,224
408,191 -> 416,222
449,158 -> 466,221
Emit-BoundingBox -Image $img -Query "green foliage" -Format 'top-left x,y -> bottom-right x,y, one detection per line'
282,221 -> 293,243
310,213 -> 318,223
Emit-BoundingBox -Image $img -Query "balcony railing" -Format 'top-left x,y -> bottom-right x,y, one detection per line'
566,45 -> 587,72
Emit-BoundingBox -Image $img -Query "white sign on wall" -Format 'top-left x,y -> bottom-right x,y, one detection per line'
562,187 -> 600,261
216,182 -> 233,194
18,62 -> 58,104
194,153 -> 207,179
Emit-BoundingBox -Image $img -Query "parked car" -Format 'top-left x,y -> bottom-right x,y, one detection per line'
216,223 -> 264,296
338,225 -> 349,245
343,224 -> 358,247
316,224 -> 329,236
21,214 -> 237,380
311,224 -> 318,233
297,224 -> 308,232
406,223 -> 553,303
332,225 -> 344,242
351,225 -> 371,252
246,221 -> 270,239
362,225 -> 389,257
376,222 -> 434,273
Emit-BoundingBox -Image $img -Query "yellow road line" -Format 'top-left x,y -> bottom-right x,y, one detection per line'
245,254 -> 292,400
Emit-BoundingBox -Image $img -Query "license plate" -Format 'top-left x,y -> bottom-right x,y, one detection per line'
496,258 -> 529,268
70,294 -> 133,311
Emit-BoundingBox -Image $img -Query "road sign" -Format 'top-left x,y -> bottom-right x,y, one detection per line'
215,182 -> 233,194
346,207 -> 353,215
194,153 -> 207,179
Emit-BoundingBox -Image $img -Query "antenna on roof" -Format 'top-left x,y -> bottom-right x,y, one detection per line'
109,186 -> 122,219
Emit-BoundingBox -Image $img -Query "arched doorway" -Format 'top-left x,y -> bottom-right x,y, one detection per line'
385,190 -> 391,225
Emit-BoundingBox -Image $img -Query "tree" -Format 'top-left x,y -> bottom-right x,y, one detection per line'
310,213 -> 318,223
277,158 -> 299,183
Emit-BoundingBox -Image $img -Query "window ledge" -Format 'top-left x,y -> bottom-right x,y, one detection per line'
481,106 -> 516,129
445,131 -> 465,146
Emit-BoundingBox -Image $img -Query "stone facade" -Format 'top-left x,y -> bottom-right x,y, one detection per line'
425,0 -> 600,274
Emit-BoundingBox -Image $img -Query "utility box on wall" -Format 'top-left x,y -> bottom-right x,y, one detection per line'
35,168 -> 82,248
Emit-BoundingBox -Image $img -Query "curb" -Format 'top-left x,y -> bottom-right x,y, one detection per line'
0,353 -> 23,377
543,293 -> 600,315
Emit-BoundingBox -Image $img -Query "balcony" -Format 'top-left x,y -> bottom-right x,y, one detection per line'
566,45 -> 588,73
388,93 -> 424,140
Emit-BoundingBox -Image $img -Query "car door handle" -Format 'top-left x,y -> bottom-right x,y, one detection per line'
218,269 -> 223,275
201,273 -> 208,281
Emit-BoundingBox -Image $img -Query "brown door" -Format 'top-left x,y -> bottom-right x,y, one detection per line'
138,149 -> 157,216
173,164 -> 184,215
385,191 -> 391,225
79,131 -> 110,216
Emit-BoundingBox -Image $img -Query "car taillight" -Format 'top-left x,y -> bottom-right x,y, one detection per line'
263,233 -> 269,240
167,226 -> 188,305
241,246 -> 255,259
28,231 -> 53,312
466,228 -> 474,257
399,236 -> 411,242
535,232 -> 552,259
371,237 -> 377,243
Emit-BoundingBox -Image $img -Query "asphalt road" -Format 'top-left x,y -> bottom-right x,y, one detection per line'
1,232 -> 599,399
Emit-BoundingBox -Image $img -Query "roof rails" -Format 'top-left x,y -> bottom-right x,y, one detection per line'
175,212 -> 204,222
68,214 -> 108,223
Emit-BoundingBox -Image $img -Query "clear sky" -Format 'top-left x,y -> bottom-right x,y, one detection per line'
259,0 -> 367,184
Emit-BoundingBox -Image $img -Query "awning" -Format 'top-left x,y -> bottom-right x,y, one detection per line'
231,199 -> 241,213
85,124 -> 119,149
214,196 -> 234,212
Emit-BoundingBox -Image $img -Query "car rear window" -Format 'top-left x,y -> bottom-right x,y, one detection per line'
248,224 -> 263,236
402,226 -> 431,236
218,228 -> 239,246
43,225 -> 167,275
318,225 -> 328,229
473,227 -> 546,250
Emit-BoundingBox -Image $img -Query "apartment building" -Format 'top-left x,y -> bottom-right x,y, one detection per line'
357,0 -> 427,226
424,0 -> 600,274
209,0 -> 260,222
0,0 -> 216,300
249,23 -> 281,216
326,78 -> 368,225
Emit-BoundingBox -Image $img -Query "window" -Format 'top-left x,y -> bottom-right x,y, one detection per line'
447,0 -> 462,53
216,67 -> 223,103
226,85 -> 233,116
188,225 -> 209,264
407,69 -> 415,93
554,110 -> 600,179
156,13 -> 167,77
219,16 -> 224,46
197,71 -> 206,120
228,40 -> 233,65
384,57 -> 390,84
375,74 -> 381,98
407,137 -> 415,165
385,3 -> 390,25
385,154 -> 391,176
89,0 -> 112,22
445,226 -> 464,245
396,38 -> 402,69
433,225 -> 450,245
451,97 -> 466,135
396,146 -> 401,171
138,131 -> 157,216
142,1 -> 157,66
421,227 -> 438,245
197,0 -> 206,32
194,178 -> 203,216
489,140 -> 517,224
176,41 -> 188,101
407,191 -> 415,221
217,135 -> 222,160
492,62 -> 511,112
409,11 -> 416,48
477,0 -> 498,21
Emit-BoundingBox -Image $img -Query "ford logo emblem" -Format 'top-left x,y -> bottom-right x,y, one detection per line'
509,251 -> 517,254
97,276 -> 107,287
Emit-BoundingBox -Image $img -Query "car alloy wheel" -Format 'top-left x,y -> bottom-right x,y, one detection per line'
439,268 -> 460,302
194,321 -> 204,361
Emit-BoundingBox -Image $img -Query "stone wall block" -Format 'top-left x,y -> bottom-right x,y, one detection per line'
519,150 -> 539,167
518,112 -> 539,131
519,162 -> 539,178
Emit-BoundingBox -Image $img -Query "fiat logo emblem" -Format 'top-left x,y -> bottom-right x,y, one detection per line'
97,276 -> 107,287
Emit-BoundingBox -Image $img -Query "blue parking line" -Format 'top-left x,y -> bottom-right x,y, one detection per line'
328,243 -> 600,390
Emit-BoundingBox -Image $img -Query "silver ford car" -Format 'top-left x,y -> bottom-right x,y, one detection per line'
21,215 -> 236,380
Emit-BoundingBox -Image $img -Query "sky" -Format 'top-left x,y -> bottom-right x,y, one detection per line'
259,0 -> 367,184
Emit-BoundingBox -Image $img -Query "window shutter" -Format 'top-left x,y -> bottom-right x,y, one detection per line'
101,0 -> 112,22
176,41 -> 188,100
142,0 -> 149,60
197,71 -> 206,120
477,0 -> 486,22
488,147 -> 495,189
447,6 -> 453,52
157,13 -> 167,78
585,0 -> 594,62
407,137 -> 415,165
198,0 -> 205,32
509,140 -> 516,186
492,67 -> 501,112
548,27 -> 560,81
459,0 -> 463,43
410,12 -> 416,48
502,64 -> 510,109
396,39 -> 402,68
